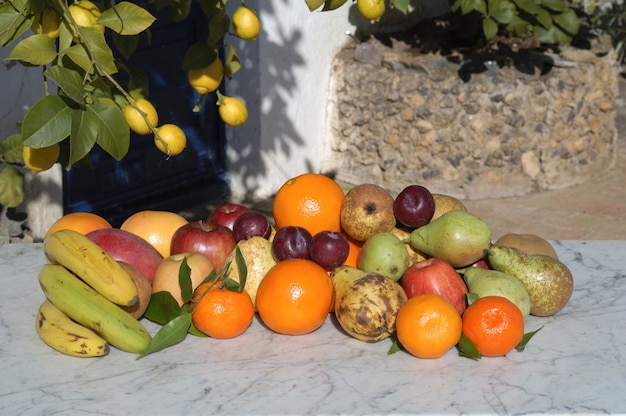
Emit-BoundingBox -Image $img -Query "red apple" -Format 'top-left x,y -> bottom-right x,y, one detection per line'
206,203 -> 250,231
85,228 -> 164,282
169,221 -> 237,273
401,257 -> 469,315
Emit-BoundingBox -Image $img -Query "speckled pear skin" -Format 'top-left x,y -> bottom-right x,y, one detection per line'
487,245 -> 574,317
408,210 -> 492,268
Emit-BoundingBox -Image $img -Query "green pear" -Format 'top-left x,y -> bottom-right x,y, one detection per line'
487,245 -> 574,317
463,267 -> 531,317
357,232 -> 410,281
409,210 -> 492,268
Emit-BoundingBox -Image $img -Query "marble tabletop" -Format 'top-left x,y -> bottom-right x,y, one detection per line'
1,241 -> 625,415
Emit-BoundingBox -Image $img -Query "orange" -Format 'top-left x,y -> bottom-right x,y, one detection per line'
462,296 -> 524,357
191,282 -> 254,339
255,258 -> 334,335
120,210 -> 188,258
46,212 -> 112,237
342,233 -> 363,268
272,173 -> 345,236
395,293 -> 462,359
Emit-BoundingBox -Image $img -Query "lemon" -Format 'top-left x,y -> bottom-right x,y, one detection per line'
68,0 -> 104,41
23,143 -> 61,174
232,5 -> 261,40
218,96 -> 248,127
188,58 -> 224,95
154,124 -> 186,156
357,0 -> 385,22
31,8 -> 60,39
124,99 -> 159,135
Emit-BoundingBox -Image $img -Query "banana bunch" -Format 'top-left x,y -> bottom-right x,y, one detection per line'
35,229 -> 152,357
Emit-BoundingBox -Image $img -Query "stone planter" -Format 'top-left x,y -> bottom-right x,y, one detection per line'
325,37 -> 621,199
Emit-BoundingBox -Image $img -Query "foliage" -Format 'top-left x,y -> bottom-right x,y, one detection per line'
588,0 -> 626,65
0,0 -> 246,208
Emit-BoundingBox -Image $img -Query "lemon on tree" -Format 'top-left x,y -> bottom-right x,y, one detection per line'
188,58 -> 224,95
217,93 -> 248,127
232,5 -> 261,40
30,7 -> 60,39
23,143 -> 61,174
154,124 -> 186,156
124,98 -> 159,135
68,0 -> 105,40
357,0 -> 385,22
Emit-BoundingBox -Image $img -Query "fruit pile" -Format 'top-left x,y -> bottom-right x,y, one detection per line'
34,173 -> 574,360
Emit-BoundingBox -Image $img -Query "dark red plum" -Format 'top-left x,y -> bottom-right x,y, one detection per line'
393,185 -> 435,229
309,231 -> 350,270
232,210 -> 272,241
271,226 -> 312,262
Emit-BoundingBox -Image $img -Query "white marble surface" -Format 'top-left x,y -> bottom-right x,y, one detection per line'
1,241 -> 625,415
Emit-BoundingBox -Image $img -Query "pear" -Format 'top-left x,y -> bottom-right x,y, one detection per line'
409,210 -> 492,268
495,233 -> 559,260
390,227 -> 427,264
331,265 -> 408,342
431,193 -> 467,222
357,232 -> 410,281
225,236 -> 277,310
463,267 -> 531,317
487,245 -> 574,317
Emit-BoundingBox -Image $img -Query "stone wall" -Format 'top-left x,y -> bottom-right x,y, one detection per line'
325,37 -> 620,199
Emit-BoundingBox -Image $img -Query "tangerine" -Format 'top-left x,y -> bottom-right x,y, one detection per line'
46,212 -> 112,237
192,282 -> 254,339
255,258 -> 334,335
120,210 -> 188,258
273,173 -> 345,236
342,233 -> 363,268
395,293 -> 462,359
461,296 -> 525,357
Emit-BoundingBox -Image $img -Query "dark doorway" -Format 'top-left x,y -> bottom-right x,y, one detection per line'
63,4 -> 227,227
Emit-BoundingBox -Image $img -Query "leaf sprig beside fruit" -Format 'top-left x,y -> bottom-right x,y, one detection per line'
34,173 -> 575,361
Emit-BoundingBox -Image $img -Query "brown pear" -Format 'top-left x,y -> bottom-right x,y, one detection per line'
431,193 -> 467,222
495,233 -> 559,260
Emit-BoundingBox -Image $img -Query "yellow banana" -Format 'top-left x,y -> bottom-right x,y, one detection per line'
43,229 -> 138,307
35,299 -> 109,357
38,264 -> 152,354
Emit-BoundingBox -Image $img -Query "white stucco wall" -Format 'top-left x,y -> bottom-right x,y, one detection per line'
224,1 -> 353,201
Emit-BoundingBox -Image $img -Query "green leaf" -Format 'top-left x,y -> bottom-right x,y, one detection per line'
0,2 -> 32,47
234,245 -> 247,291
5,34 -> 57,65
81,27 -> 118,75
0,166 -> 24,207
22,95 -> 72,148
1,133 -> 24,164
112,31 -> 139,60
541,0 -> 566,12
207,10 -> 229,46
506,15 -> 533,36
516,326 -> 543,352
460,0 -> 487,15
512,0 -> 542,14
305,0 -> 325,11
144,290 -> 183,325
483,17 -> 499,40
488,0 -> 515,24
44,66 -> 85,104
390,0 -> 410,14
182,41 -> 218,70
178,256 -> 194,304
553,8 -> 580,36
68,108 -> 98,165
188,322 -> 208,337
387,339 -> 403,355
138,312 -> 192,359
224,44 -> 241,78
535,8 -> 553,29
97,2 -> 156,35
457,333 -> 482,359
88,102 -> 130,161
64,43 -> 95,74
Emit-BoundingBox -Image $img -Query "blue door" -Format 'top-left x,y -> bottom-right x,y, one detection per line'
63,4 -> 227,226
